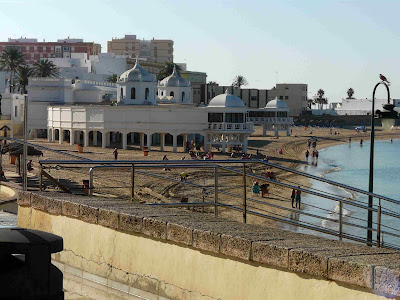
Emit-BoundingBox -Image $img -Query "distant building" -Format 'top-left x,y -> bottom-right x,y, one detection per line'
107,35 -> 173,63
0,37 -> 101,65
206,83 -> 308,116
328,98 -> 400,115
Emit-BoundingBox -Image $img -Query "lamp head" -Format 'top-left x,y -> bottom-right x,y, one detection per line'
376,104 -> 398,131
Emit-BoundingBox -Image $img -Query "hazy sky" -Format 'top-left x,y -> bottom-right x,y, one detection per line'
0,0 -> 399,102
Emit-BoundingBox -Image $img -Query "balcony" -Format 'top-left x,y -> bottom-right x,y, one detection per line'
207,122 -> 254,131
247,117 -> 293,124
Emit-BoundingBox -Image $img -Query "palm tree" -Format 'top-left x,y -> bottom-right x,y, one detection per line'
107,74 -> 118,83
34,59 -> 60,77
232,75 -> 249,89
16,65 -> 34,94
157,62 -> 182,81
313,89 -> 328,109
347,88 -> 354,99
0,47 -> 25,93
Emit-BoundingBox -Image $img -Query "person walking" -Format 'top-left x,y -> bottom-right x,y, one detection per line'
260,183 -> 269,198
113,148 -> 118,160
252,181 -> 260,196
291,188 -> 296,208
315,150 -> 319,161
360,139 -> 363,146
295,187 -> 302,209
305,150 -> 310,161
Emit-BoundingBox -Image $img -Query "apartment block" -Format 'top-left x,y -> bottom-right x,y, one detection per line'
0,38 -> 101,65
107,35 -> 173,63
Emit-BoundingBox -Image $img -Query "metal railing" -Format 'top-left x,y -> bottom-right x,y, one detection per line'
38,159 -> 400,250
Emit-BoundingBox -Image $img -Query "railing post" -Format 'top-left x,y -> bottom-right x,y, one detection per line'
89,168 -> 94,196
39,165 -> 43,192
377,198 -> 382,247
214,167 -> 218,218
130,164 -> 135,202
242,164 -> 247,223
339,201 -> 343,241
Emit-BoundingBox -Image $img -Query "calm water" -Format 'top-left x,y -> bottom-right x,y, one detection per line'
283,139 -> 400,246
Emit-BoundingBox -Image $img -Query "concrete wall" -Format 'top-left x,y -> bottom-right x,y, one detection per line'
17,192 -> 400,300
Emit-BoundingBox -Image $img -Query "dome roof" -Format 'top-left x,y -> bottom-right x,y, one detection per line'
159,65 -> 189,87
119,60 -> 156,82
265,98 -> 288,109
208,90 -> 246,108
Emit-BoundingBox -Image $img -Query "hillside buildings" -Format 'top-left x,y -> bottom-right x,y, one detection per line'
0,37 -> 101,65
107,35 -> 173,63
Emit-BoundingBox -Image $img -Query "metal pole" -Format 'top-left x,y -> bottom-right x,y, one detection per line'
377,199 -> 382,247
130,164 -> 135,202
214,167 -> 218,217
339,201 -> 343,241
368,82 -> 390,244
22,95 -> 28,191
242,164 -> 247,223
39,165 -> 43,192
89,168 -> 94,196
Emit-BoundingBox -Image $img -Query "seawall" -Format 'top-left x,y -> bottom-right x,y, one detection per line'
17,191 -> 400,299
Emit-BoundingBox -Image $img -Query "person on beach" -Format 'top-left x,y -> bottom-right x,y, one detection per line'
260,183 -> 269,197
315,150 -> 319,161
348,137 -> 352,144
252,181 -> 260,195
360,139 -> 363,146
391,137 -> 393,143
180,171 -> 187,182
295,187 -> 302,209
291,188 -> 296,208
305,150 -> 310,161
307,139 -> 311,149
113,148 -> 118,160
312,140 -> 317,149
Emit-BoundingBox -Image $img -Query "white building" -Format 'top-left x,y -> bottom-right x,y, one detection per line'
248,98 -> 293,136
157,66 -> 191,104
331,98 -> 400,115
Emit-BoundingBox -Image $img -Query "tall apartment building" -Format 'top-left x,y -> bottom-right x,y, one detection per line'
107,35 -> 173,63
206,83 -> 308,116
0,38 -> 101,65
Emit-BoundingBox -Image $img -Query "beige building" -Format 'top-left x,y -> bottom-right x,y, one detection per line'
107,35 -> 173,63
207,83 -> 308,116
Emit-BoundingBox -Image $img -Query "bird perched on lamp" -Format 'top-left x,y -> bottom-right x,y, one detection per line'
380,74 -> 390,84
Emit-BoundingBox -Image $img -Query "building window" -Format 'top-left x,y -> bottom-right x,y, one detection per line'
120,87 -> 123,99
251,96 -> 257,101
145,88 -> 149,100
170,91 -> 174,97
14,106 -> 17,118
131,87 -> 136,99
285,86 -> 289,90
225,113 -> 244,123
277,111 -> 287,117
182,91 -> 185,102
279,96 -> 283,100
285,96 -> 289,100
208,113 -> 223,123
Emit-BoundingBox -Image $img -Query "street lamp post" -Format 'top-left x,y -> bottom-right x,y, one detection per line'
368,82 -> 397,243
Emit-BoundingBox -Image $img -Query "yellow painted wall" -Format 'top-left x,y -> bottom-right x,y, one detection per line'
18,206 -> 390,300
0,120 -> 22,136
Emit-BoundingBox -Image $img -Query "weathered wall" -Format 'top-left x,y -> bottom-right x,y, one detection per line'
17,192 -> 400,300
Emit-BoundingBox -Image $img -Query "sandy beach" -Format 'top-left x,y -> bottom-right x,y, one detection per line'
2,125 -> 399,228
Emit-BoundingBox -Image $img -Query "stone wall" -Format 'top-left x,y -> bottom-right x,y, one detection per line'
17,191 -> 400,299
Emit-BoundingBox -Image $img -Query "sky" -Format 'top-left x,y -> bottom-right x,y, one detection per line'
0,0 -> 399,102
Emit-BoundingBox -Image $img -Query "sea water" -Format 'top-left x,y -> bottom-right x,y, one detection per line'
282,139 -> 400,246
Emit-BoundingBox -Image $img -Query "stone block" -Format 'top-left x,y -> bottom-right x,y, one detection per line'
328,257 -> 373,289
167,223 -> 193,246
17,191 -> 31,207
289,248 -> 328,278
79,204 -> 98,224
98,208 -> 119,229
142,217 -> 167,240
192,229 -> 220,254
31,193 -> 46,211
374,266 -> 400,296
119,213 -> 143,233
62,201 -> 80,218
220,234 -> 251,260
45,197 -> 62,215
252,241 -> 289,268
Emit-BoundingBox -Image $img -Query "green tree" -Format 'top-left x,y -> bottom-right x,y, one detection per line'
107,74 -> 118,83
157,62 -> 182,81
208,81 -> 218,85
16,65 -> 34,94
313,89 -> 328,109
0,47 -> 25,93
232,75 -> 249,89
346,88 -> 354,99
34,59 -> 60,77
